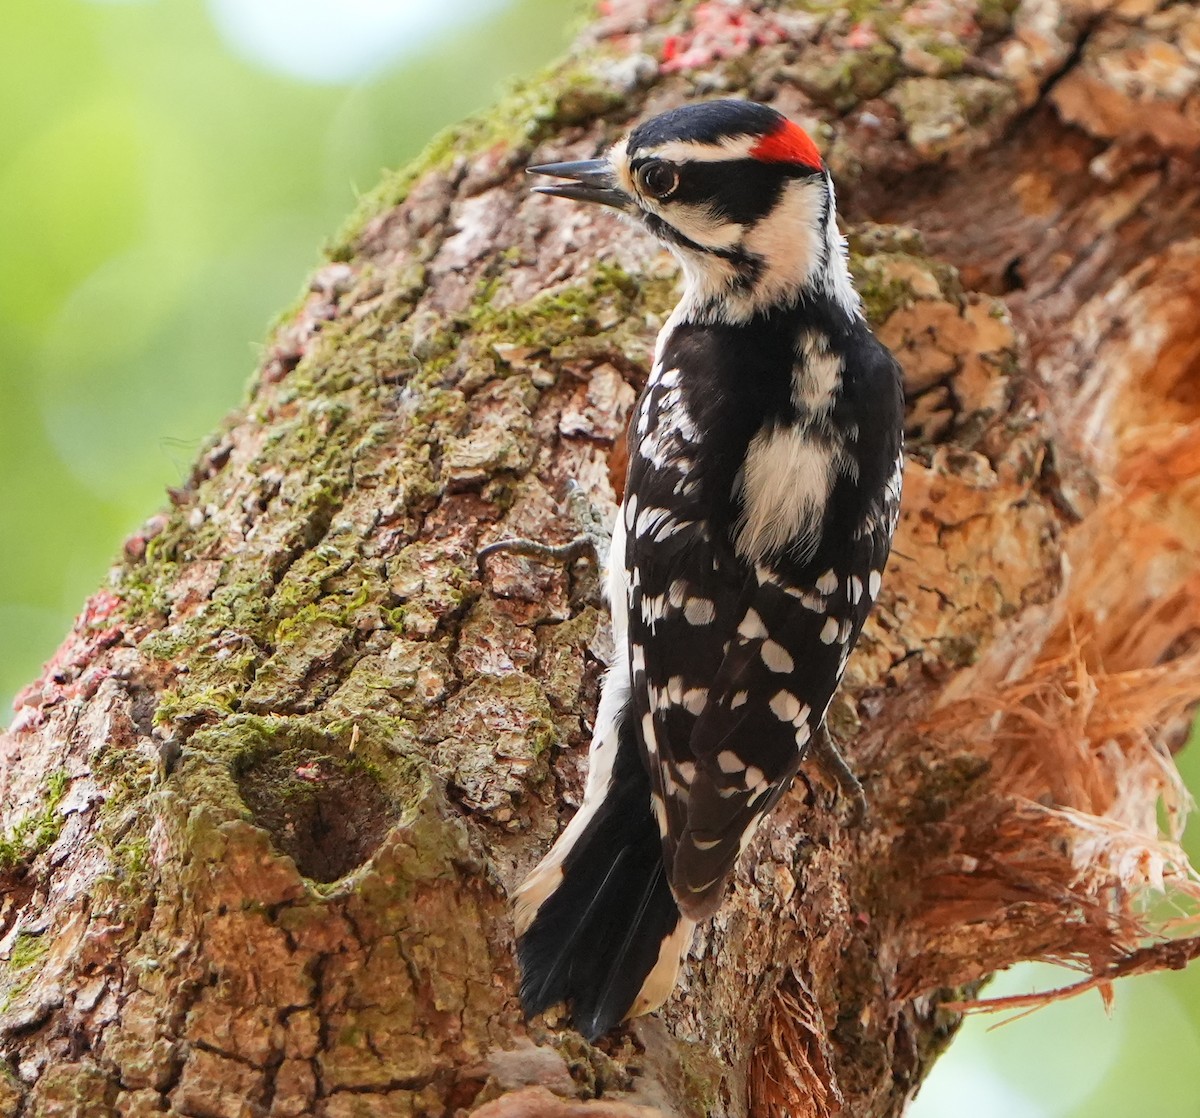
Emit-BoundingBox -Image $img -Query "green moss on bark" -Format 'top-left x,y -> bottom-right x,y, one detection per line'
0,769 -> 69,873
328,58 -> 628,261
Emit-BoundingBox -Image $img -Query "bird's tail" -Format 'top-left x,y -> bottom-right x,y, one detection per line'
513,709 -> 695,1041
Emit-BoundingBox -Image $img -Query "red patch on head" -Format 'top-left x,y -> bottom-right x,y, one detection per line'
749,120 -> 822,170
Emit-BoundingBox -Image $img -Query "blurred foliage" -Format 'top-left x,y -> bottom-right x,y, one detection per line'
0,0 -> 576,715
3,3 -> 1198,1116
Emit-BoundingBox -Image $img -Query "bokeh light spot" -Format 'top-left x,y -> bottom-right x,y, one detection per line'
206,0 -> 508,84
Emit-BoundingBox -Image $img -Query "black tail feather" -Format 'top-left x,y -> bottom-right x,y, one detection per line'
517,721 -> 683,1040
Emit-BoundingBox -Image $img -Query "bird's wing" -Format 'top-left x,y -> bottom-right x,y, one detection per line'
619,364 -> 746,873
625,447 -> 899,922
624,347 -> 903,920
668,517 -> 891,919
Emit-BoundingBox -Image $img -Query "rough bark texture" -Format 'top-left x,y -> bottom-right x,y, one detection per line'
3,1 -> 1200,1116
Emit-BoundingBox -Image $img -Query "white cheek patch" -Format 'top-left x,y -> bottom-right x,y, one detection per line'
613,136 -> 744,254
663,203 -> 744,251
742,179 -> 824,308
612,142 -> 742,260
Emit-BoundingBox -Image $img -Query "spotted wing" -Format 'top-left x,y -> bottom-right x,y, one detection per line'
624,346 -> 903,921
619,370 -> 745,887
667,453 -> 900,918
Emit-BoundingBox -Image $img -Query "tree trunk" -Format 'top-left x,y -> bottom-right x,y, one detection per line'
4,1 -> 1200,1115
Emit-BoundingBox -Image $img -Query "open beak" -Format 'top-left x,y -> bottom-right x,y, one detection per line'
527,159 -> 631,211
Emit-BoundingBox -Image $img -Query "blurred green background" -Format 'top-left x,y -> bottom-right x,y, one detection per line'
2,1 -> 1197,1114
0,0 -> 576,716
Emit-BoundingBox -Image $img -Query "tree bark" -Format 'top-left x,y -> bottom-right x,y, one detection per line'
4,1 -> 1200,1115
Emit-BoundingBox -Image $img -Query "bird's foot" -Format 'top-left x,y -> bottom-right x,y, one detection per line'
478,480 -> 611,571
809,723 -> 869,828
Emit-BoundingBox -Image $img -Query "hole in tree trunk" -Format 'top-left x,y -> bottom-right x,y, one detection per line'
235,748 -> 393,882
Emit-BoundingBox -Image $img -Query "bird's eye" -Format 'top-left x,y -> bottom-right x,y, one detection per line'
637,161 -> 679,201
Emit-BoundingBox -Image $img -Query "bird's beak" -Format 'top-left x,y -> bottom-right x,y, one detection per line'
527,159 -> 631,211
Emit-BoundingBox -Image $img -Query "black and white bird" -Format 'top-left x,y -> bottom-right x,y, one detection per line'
512,100 -> 904,1040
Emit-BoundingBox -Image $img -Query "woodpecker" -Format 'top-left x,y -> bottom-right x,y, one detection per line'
512,100 -> 904,1040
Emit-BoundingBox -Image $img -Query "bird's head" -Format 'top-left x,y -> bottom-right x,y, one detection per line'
530,99 -> 858,323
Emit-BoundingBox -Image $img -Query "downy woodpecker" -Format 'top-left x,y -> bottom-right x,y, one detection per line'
513,100 -> 904,1040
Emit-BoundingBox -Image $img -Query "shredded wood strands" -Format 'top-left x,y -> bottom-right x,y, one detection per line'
941,935 -> 1200,1017
898,633 -> 1200,1008
749,976 -> 843,1118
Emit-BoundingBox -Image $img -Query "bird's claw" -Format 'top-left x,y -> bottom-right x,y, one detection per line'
809,723 -> 869,828
478,480 -> 612,572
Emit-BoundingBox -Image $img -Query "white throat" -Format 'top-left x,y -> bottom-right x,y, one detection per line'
672,174 -> 861,326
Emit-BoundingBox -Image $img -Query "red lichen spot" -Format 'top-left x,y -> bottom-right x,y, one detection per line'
846,21 -> 880,49
659,1 -> 788,73
595,0 -> 671,40
81,589 -> 124,630
9,589 -> 128,731
750,120 -> 823,170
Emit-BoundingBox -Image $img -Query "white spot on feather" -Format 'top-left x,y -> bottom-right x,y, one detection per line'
717,750 -> 744,774
650,792 -> 668,836
637,401 -> 651,435
761,640 -> 794,673
655,516 -> 694,542
640,594 -> 669,628
785,587 -> 828,612
684,598 -> 716,625
738,609 -> 768,640
770,690 -> 802,723
793,344 -> 844,415
819,617 -> 839,644
755,563 -> 778,586
642,712 -> 658,754
635,504 -> 672,539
